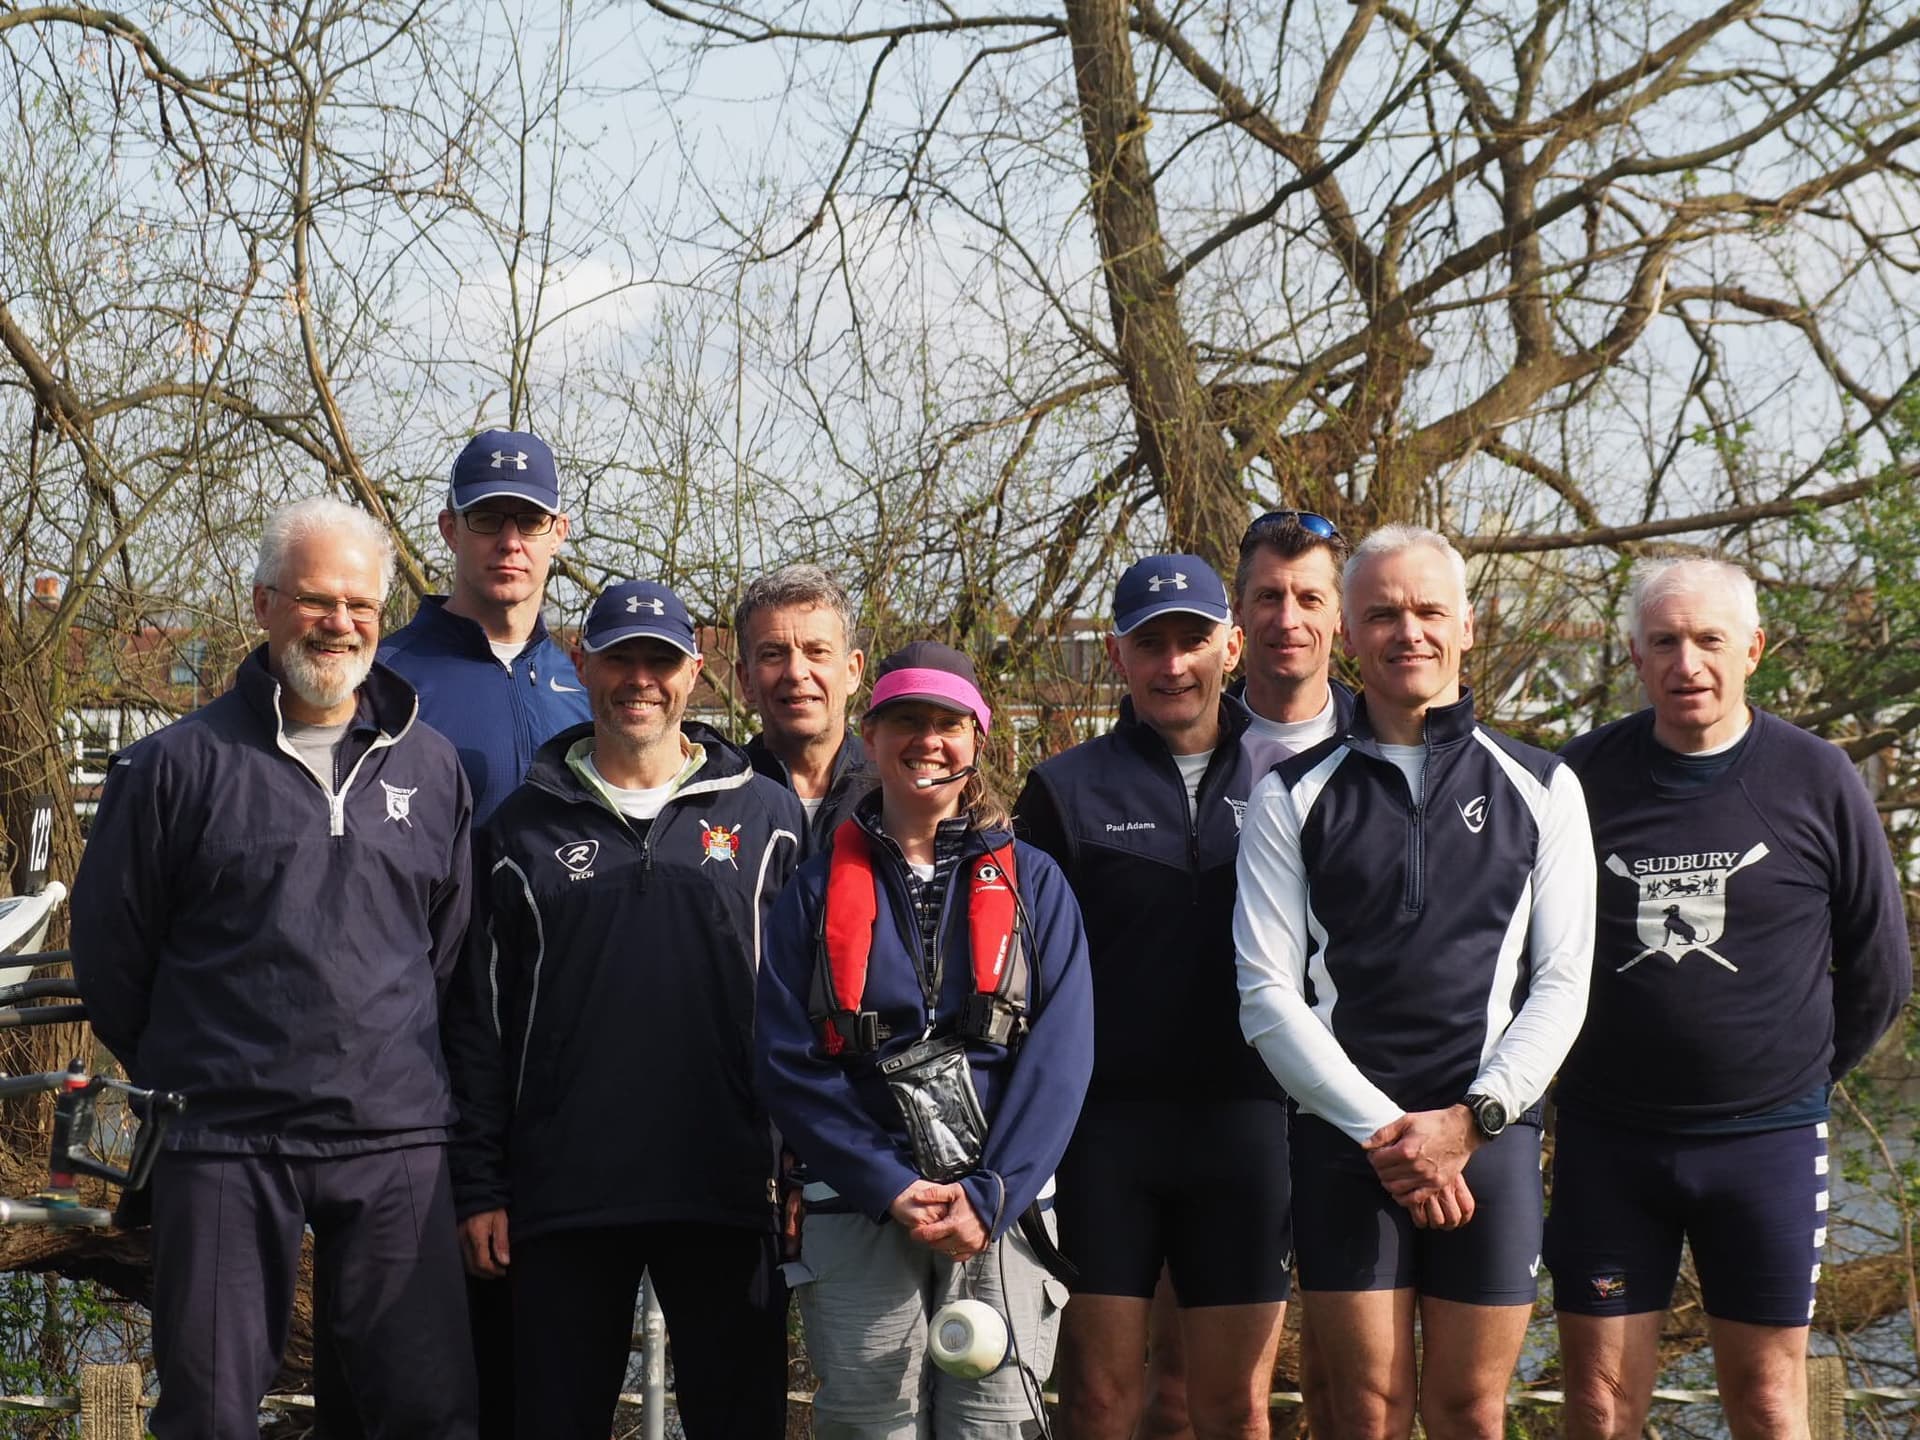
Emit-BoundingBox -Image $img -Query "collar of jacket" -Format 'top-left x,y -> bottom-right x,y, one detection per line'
409,594 -> 559,658
849,787 -> 1014,861
1345,686 -> 1478,754
524,716 -> 755,806
234,645 -> 419,741
1227,676 -> 1358,730
564,733 -> 706,816
746,729 -> 869,793
1114,692 -> 1253,756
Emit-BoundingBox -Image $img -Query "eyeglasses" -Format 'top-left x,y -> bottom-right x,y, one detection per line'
873,709 -> 974,737
266,587 -> 383,623
461,509 -> 557,536
1241,509 -> 1342,547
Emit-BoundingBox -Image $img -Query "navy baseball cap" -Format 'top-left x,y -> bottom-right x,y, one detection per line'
449,430 -> 561,513
580,580 -> 699,658
1113,554 -> 1232,635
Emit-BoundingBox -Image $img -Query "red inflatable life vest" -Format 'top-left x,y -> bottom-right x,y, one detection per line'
811,819 -> 1029,1055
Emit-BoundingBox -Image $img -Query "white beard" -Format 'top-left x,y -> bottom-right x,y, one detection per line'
279,637 -> 374,711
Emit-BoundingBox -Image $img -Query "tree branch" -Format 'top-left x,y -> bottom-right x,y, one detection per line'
1461,460 -> 1920,555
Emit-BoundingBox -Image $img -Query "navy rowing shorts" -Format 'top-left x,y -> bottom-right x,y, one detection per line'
1289,1111 -> 1543,1305
1544,1109 -> 1826,1327
1055,1095 -> 1293,1306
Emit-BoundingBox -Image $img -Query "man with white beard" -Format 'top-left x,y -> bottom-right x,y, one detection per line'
73,496 -> 479,1439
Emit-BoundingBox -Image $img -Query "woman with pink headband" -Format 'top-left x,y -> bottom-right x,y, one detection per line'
757,640 -> 1095,1437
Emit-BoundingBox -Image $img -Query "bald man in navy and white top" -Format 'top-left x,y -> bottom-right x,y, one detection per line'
1234,524 -> 1595,1440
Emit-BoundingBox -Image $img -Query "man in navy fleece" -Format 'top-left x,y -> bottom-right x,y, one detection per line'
1548,556 -> 1911,1440
381,428 -> 589,823
378,429 -> 590,1435
73,498 -> 476,1439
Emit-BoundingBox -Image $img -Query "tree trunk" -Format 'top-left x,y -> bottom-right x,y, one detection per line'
1063,0 -> 1244,571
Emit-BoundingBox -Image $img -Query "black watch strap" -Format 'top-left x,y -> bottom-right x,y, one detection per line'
1465,1093 -> 1508,1138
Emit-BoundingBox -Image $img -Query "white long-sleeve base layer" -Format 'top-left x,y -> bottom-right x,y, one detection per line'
1232,744 -> 1596,1144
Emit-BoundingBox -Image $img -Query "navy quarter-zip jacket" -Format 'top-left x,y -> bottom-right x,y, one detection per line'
444,721 -> 805,1237
1235,689 -> 1596,1141
380,596 -> 590,824
1015,695 -> 1284,1103
72,649 -> 473,1154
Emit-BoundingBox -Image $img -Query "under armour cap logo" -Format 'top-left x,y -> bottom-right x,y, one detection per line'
626,595 -> 666,615
490,450 -> 528,470
1145,572 -> 1189,592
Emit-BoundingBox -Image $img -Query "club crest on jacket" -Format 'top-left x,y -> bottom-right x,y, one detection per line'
381,780 -> 417,825
1603,843 -> 1770,973
701,821 -> 742,868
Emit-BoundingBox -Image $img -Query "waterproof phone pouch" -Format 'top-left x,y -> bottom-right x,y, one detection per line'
879,1034 -> 989,1182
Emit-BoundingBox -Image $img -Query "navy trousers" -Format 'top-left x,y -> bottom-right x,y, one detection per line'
149,1144 -> 477,1440
311,1264 -> 513,1437
511,1221 -> 788,1439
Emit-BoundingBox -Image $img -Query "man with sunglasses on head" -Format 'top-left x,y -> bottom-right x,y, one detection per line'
1017,554 -> 1291,1440
379,429 -> 590,1433
1234,510 -> 1356,775
381,429 -> 590,825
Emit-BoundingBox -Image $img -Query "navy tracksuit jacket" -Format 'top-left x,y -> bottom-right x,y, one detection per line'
1014,695 -> 1286,1103
445,721 -> 806,1236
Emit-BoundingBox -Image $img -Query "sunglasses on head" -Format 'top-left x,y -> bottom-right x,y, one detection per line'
1241,509 -> 1341,547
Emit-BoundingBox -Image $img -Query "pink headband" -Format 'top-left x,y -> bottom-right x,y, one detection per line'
868,668 -> 992,734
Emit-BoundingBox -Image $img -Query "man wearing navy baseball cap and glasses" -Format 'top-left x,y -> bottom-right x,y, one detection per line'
441,579 -> 805,1440
1018,554 -> 1294,1440
377,429 -> 592,1434
382,429 -> 589,824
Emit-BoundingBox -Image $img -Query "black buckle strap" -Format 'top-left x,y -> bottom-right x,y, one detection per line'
957,994 -> 1026,1047
821,1009 -> 892,1055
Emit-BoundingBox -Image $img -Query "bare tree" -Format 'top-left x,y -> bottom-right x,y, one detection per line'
633,0 -> 1919,584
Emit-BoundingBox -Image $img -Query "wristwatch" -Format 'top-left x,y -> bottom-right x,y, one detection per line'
1464,1093 -> 1508,1139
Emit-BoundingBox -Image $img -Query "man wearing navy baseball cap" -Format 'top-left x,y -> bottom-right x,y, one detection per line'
442,578 -> 805,1440
382,429 -> 588,823
377,429 -> 589,1435
1017,555 -> 1295,1440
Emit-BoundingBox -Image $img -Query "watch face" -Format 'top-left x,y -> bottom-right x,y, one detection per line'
1475,1097 -> 1507,1135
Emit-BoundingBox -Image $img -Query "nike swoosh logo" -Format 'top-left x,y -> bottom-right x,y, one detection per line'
549,677 -> 581,693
